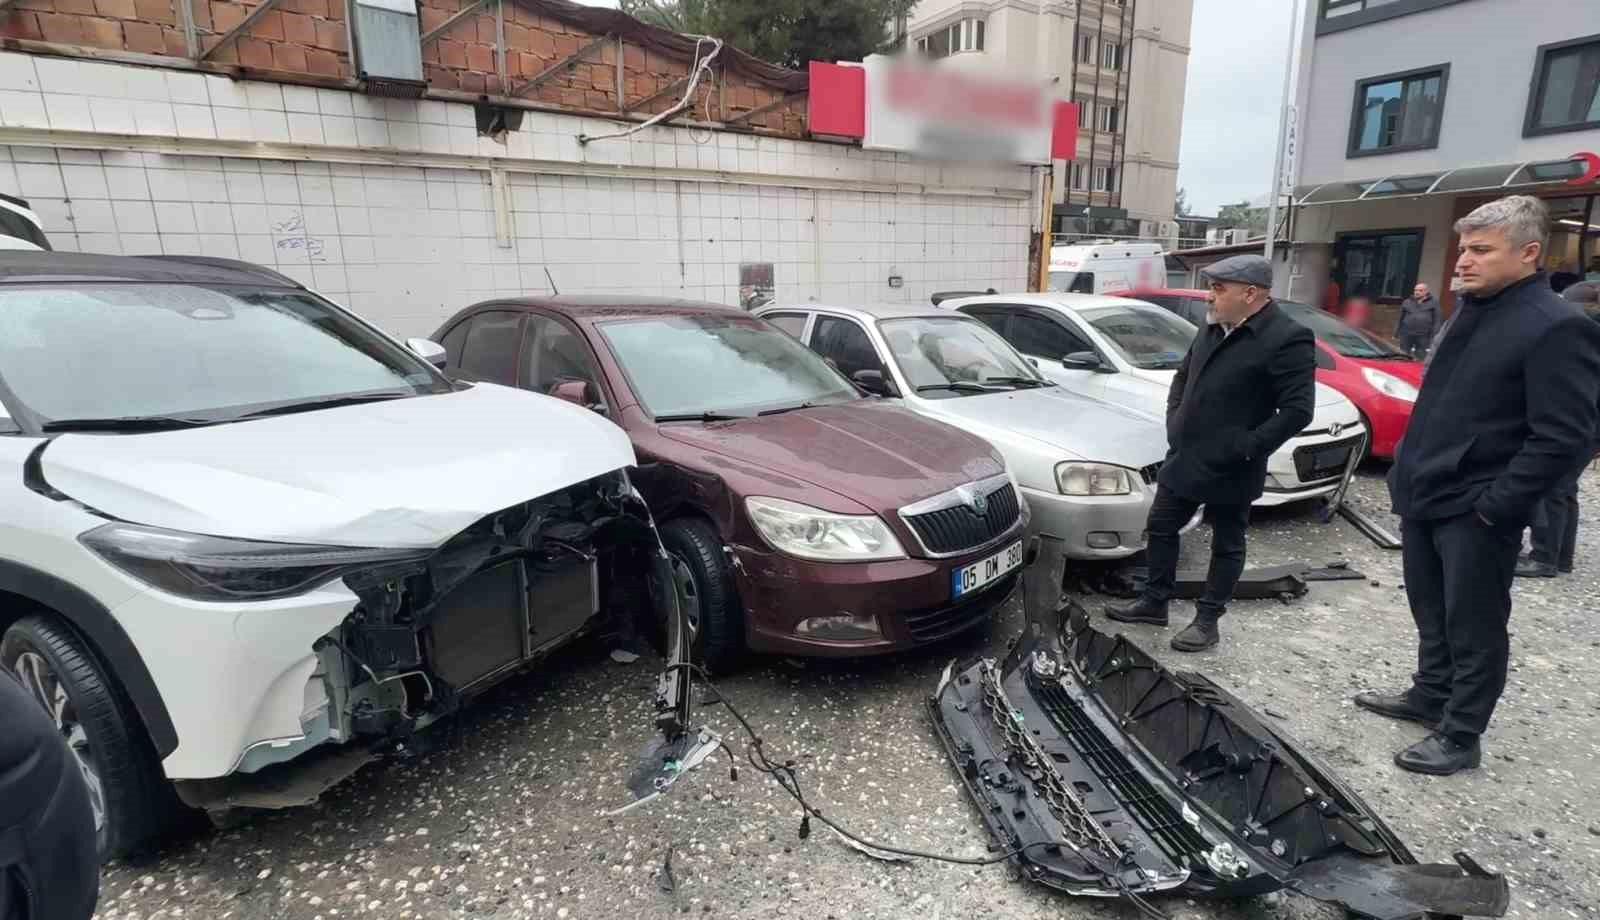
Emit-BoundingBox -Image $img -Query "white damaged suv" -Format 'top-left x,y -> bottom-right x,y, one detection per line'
0,253 -> 666,858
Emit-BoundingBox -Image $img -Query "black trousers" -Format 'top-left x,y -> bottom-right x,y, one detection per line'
1142,486 -> 1250,616
1399,332 -> 1432,360
1400,513 -> 1519,742
1530,472 -> 1581,570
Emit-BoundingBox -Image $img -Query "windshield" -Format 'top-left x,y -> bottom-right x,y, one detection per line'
1277,300 -> 1409,359
0,283 -> 447,427
879,316 -> 1044,396
1078,304 -> 1196,370
598,314 -> 859,418
1048,270 -> 1095,293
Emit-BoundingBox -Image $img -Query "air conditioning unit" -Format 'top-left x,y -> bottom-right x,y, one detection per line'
353,0 -> 427,98
1223,228 -> 1250,246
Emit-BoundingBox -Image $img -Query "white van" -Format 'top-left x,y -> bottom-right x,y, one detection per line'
1048,241 -> 1165,295
0,195 -> 51,251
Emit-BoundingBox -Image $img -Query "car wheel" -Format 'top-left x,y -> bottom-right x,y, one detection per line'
659,518 -> 746,673
1,615 -> 194,861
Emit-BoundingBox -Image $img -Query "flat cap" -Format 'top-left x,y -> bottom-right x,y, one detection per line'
1200,254 -> 1273,288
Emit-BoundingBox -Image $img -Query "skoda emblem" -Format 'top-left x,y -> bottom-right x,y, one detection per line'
1328,421 -> 1345,438
957,485 -> 989,517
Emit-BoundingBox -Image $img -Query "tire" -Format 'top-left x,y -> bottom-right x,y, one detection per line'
659,518 -> 746,673
1,615 -> 195,862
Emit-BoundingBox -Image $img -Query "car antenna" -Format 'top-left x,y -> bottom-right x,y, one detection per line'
544,267 -> 560,295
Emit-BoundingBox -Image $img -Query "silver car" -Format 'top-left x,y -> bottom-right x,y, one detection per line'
756,303 -> 1175,560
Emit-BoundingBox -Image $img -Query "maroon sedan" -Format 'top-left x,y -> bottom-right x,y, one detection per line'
430,298 -> 1028,669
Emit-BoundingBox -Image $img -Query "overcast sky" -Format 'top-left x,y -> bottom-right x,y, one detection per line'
581,0 -> 1290,217
1176,0 -> 1297,217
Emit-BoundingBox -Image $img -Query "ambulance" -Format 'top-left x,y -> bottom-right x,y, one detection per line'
1047,241 -> 1165,295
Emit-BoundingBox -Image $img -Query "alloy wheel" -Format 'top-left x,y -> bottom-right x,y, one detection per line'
13,650 -> 107,842
667,551 -> 702,644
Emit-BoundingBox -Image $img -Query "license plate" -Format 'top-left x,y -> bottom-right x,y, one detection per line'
1310,445 -> 1352,476
952,541 -> 1025,599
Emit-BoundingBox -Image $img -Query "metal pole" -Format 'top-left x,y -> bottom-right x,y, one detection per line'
1263,0 -> 1301,263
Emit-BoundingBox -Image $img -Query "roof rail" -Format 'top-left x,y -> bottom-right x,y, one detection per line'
930,289 -> 997,306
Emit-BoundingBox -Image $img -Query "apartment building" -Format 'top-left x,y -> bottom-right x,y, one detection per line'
1288,0 -> 1600,316
908,0 -> 1195,241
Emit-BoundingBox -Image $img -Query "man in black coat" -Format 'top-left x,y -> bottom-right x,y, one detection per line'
1395,282 -> 1440,359
1361,195 -> 1600,776
1105,254 -> 1316,651
0,670 -> 100,920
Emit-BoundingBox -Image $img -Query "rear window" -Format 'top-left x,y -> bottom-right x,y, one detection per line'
1048,271 -> 1095,294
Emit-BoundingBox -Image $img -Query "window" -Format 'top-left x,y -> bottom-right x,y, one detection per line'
1102,41 -> 1123,70
1333,228 -> 1424,304
917,18 -> 984,59
1077,304 -> 1195,370
1008,312 -> 1091,360
1070,162 -> 1087,191
878,316 -> 1041,395
1093,165 -> 1118,192
1525,34 -> 1600,137
0,284 -> 448,425
1097,103 -> 1120,133
439,320 -> 470,367
763,312 -> 809,339
811,316 -> 881,380
1078,34 -> 1096,64
960,308 -> 1010,335
521,315 -> 604,408
458,311 -> 524,385
1349,65 -> 1447,156
597,315 -> 857,418
1075,96 -> 1091,129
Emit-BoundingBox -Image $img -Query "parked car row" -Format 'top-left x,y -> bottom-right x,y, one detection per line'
0,248 -> 1417,865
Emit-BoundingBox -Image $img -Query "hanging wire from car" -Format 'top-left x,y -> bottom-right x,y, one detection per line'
660,662 -> 1173,920
578,35 -> 725,146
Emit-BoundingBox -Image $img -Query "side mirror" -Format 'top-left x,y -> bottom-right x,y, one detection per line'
1062,350 -> 1112,373
406,337 -> 448,369
851,368 -> 890,396
548,379 -> 606,413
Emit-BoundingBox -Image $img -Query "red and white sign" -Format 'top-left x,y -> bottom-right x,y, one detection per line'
1568,151 -> 1600,185
809,56 -> 1076,165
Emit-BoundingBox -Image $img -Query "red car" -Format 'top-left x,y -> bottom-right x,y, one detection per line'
1130,288 -> 1423,459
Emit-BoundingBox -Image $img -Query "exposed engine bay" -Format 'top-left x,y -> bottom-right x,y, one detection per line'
928,535 -> 1510,919
177,470 -> 693,813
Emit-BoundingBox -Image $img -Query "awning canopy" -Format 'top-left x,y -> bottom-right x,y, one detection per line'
1294,155 -> 1597,206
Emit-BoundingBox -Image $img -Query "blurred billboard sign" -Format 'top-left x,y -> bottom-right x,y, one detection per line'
809,55 -> 1075,165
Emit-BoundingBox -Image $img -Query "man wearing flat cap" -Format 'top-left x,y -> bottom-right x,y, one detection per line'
1106,254 -> 1316,651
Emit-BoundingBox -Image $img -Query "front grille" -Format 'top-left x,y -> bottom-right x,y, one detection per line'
903,573 -> 1018,641
1292,436 -> 1362,483
1139,461 -> 1162,485
903,481 -> 1021,555
1031,673 -> 1211,864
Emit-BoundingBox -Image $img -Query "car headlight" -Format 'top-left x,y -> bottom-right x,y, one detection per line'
1362,366 -> 1419,403
80,522 -> 430,602
1056,462 -> 1133,496
744,497 -> 905,561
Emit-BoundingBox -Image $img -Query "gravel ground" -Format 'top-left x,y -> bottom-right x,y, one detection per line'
97,470 -> 1600,920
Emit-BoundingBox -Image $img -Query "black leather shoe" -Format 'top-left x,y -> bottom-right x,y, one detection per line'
1104,597 -> 1169,626
1170,613 -> 1219,652
1353,690 -> 1442,727
1394,733 -> 1481,776
1514,559 -> 1558,578
1558,563 -> 1574,574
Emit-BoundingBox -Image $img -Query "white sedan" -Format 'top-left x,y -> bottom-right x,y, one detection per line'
944,293 -> 1366,507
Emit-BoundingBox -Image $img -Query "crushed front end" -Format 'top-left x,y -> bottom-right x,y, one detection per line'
928,536 -> 1510,920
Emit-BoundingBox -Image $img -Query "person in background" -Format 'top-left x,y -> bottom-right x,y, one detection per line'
1517,280 -> 1600,578
1,671 -> 100,920
1323,275 -> 1343,314
1342,293 -> 1373,331
1361,195 -> 1600,776
1396,282 -> 1440,359
1104,254 -> 1315,652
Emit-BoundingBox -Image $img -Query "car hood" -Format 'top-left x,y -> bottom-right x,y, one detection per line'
654,401 -> 1003,514
1346,355 -> 1425,385
40,384 -> 636,549
914,386 -> 1166,468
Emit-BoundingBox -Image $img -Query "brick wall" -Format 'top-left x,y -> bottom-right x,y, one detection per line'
0,0 -> 807,135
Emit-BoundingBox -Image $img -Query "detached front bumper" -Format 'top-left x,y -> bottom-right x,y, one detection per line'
926,536 -> 1511,918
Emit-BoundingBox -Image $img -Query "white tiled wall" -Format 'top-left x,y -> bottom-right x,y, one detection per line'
0,52 -> 1034,337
